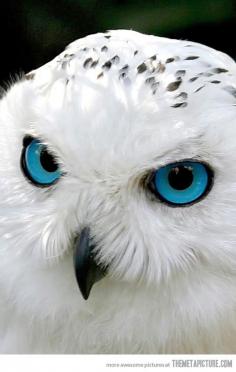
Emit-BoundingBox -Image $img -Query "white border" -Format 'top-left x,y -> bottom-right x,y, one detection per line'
0,354 -> 234,372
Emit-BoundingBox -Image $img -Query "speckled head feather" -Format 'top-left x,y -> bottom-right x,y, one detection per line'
28,30 -> 236,110
0,30 -> 236,353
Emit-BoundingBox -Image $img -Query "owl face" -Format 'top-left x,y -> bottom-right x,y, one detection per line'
0,30 -> 236,323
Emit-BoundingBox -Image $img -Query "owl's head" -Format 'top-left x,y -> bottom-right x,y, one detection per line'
0,30 -> 236,318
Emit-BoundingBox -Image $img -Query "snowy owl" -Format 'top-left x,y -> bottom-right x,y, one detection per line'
0,29 -> 236,354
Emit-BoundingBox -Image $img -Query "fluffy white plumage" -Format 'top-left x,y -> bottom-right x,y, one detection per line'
0,30 -> 236,353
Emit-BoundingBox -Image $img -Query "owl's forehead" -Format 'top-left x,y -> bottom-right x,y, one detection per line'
29,30 -> 235,103
26,30 -> 236,148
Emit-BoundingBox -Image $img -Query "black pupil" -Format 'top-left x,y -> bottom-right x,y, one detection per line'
40,147 -> 58,172
168,166 -> 193,190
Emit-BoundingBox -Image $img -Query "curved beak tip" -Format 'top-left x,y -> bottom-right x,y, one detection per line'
73,227 -> 107,300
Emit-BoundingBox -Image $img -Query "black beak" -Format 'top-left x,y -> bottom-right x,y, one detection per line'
73,227 -> 107,300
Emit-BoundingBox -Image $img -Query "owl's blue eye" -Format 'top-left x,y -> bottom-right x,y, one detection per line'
151,161 -> 213,206
21,138 -> 61,187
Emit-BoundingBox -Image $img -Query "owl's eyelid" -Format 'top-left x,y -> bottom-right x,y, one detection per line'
22,135 -> 60,160
22,134 -> 49,150
147,157 -> 210,177
146,158 -> 213,186
22,134 -> 50,148
22,135 -> 35,148
158,157 -> 211,168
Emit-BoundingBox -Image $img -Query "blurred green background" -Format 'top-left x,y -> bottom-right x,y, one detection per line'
0,0 -> 235,83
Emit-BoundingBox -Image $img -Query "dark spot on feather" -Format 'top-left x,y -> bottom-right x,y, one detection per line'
189,77 -> 199,82
105,35 -> 111,39
175,70 -> 186,77
198,72 -> 214,77
145,77 -> 156,84
119,64 -> 129,73
119,72 -> 127,80
175,92 -> 188,100
171,102 -> 188,108
205,72 -> 214,77
185,56 -> 199,60
167,79 -> 182,91
111,55 -> 120,64
210,80 -> 221,84
97,72 -> 104,79
137,62 -> 147,73
101,46 -> 108,52
119,74 -> 131,86
194,85 -> 205,93
211,68 -> 228,74
150,55 -> 157,61
102,60 -> 112,70
91,60 -> 99,68
134,50 -> 138,56
166,57 -> 175,64
83,58 -> 93,69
